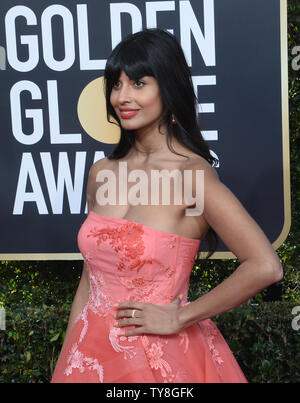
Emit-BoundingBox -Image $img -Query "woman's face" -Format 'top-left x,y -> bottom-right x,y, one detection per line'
110,70 -> 165,133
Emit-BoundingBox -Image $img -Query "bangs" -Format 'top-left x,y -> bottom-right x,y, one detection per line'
105,40 -> 155,85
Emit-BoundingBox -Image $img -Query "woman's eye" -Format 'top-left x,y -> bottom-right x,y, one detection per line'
135,80 -> 145,88
112,80 -> 145,89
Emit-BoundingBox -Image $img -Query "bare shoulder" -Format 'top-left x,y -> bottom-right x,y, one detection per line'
88,156 -> 113,178
183,155 -> 219,182
86,157 -> 114,211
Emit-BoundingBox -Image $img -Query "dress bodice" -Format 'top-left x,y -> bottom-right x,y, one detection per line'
78,211 -> 200,317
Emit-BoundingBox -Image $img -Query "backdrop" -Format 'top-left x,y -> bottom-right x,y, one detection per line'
0,0 -> 290,259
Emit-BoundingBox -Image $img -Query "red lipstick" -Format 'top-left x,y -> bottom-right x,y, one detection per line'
119,108 -> 140,119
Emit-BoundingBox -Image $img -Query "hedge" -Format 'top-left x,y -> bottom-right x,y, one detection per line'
0,262 -> 299,383
1,298 -> 299,383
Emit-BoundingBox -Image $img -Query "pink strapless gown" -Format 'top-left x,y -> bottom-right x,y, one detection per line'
51,211 -> 247,383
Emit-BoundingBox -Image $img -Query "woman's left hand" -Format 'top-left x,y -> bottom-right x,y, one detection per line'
114,295 -> 184,336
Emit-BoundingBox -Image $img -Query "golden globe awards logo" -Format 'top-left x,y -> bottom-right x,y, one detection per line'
4,1 -> 218,217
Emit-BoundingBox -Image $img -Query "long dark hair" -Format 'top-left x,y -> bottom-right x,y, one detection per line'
103,28 -> 219,259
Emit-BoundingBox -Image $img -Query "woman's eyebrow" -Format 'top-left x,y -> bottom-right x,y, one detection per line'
116,75 -> 150,83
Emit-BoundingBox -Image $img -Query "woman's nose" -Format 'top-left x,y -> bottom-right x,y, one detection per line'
118,84 -> 132,104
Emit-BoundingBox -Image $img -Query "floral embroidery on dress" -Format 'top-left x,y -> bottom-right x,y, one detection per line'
88,223 -> 148,272
182,248 -> 197,267
64,265 -> 111,381
117,275 -> 158,303
163,264 -> 176,278
64,343 -> 104,382
166,236 -> 177,249
83,251 -> 93,264
141,335 -> 175,382
179,329 -> 189,353
75,304 -> 89,343
88,270 -> 112,317
109,326 -> 138,360
199,320 -> 224,369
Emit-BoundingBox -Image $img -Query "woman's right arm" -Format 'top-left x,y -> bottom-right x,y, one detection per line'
60,262 -> 90,350
60,161 -> 99,350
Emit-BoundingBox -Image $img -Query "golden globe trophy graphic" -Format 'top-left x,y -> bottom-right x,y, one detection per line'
77,76 -> 120,144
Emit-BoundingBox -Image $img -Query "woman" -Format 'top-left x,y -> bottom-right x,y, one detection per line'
51,28 -> 283,383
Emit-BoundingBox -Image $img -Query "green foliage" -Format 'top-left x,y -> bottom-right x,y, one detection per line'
0,304 -> 70,383
214,301 -> 300,383
0,261 -> 80,383
0,261 -> 81,308
1,263 -> 299,383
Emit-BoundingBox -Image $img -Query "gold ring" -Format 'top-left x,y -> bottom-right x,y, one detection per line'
131,309 -> 136,318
